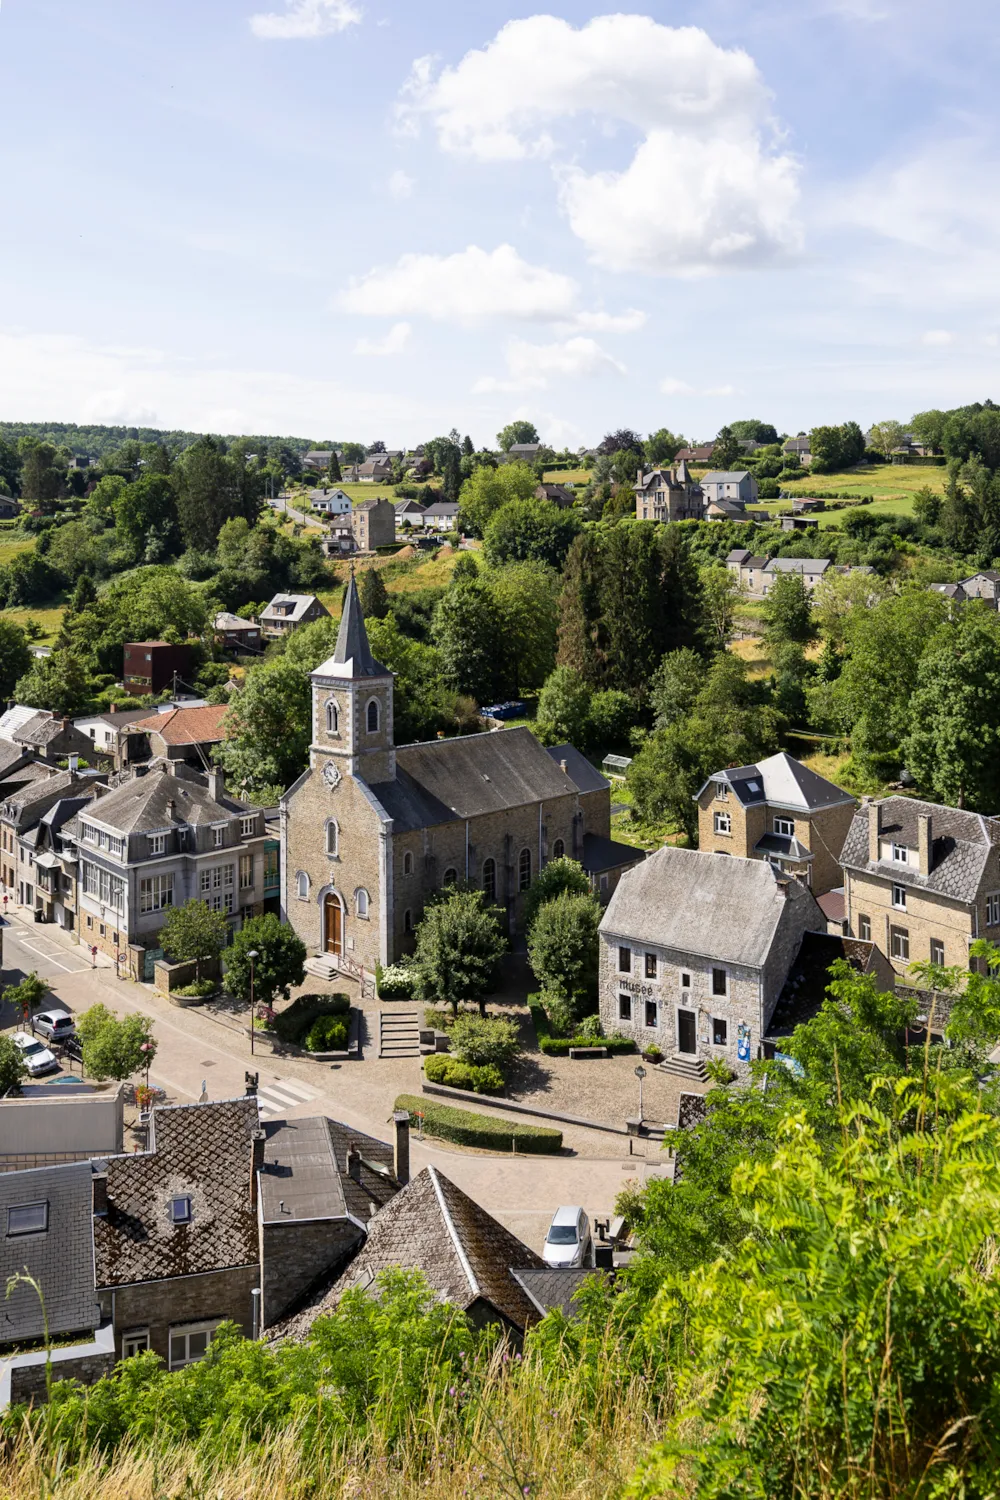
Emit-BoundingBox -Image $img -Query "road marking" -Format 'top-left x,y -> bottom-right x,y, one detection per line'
256,1077 -> 320,1118
17,938 -> 90,974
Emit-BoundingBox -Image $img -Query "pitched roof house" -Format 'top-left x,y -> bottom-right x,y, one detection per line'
699,470 -> 759,507
535,482 -> 575,508
632,462 -> 704,522
260,593 -> 330,637
124,704 -> 232,768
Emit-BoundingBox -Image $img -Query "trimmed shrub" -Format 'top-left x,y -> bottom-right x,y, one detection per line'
394,1094 -> 562,1154
449,1014 -> 522,1074
376,962 -> 416,1000
174,978 -> 217,999
272,992 -> 349,1045
528,993 -> 635,1057
423,1054 -> 504,1093
304,1014 -> 349,1052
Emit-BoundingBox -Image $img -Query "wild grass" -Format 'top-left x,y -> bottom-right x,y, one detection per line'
542,467 -> 589,485
0,604 -> 67,643
0,1337 -> 659,1500
0,538 -> 35,565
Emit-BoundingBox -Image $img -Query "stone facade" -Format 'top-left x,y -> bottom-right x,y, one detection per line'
98,1264 -> 260,1364
260,1219 -> 362,1328
697,776 -> 856,895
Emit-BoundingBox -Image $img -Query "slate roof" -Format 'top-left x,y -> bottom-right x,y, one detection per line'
354,494 -> 391,509
755,831 -> 813,861
82,765 -> 247,834
382,728 -> 579,829
0,742 -> 29,778
422,500 -> 459,517
840,797 -> 1000,904
700,470 -> 751,484
94,1098 -> 260,1287
260,1116 -> 397,1227
261,594 -> 327,623
129,704 -> 231,746
0,704 -> 46,743
698,751 -> 854,812
1,769 -> 79,815
76,708 -> 152,730
764,557 -> 831,575
13,713 -> 64,746
509,1268 -> 606,1321
582,832 -> 644,874
600,846 -> 822,968
536,483 -> 575,505
214,611 -> 259,631
273,1166 -> 543,1341
312,574 -> 388,681
766,931 -> 891,1038
545,743 -> 608,796
0,1162 -> 100,1343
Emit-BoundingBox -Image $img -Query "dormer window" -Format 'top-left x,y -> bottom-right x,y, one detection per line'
169,1196 -> 192,1225
891,844 -> 908,864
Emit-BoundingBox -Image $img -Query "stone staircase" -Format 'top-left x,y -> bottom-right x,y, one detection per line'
379,1010 -> 421,1059
657,1053 -> 709,1083
304,953 -> 375,1000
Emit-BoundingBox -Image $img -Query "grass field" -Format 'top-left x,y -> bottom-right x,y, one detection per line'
542,467 -> 588,485
0,604 -> 66,643
316,545 -> 462,620
0,538 -> 35,565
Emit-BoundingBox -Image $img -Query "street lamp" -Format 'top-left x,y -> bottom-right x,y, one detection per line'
248,950 -> 259,1055
139,1040 -> 153,1091
634,1064 -> 647,1125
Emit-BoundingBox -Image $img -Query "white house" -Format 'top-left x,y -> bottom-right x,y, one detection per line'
309,488 -> 352,516
700,471 -> 759,507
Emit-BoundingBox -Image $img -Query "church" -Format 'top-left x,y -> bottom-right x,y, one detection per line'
280,576 -> 640,977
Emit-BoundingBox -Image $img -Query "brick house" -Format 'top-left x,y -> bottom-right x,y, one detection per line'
632,462 -> 704,522
260,594 -> 330,639
598,847 -> 824,1076
281,577 -> 636,978
351,497 -> 396,551
695,751 -> 857,895
841,797 -> 1000,979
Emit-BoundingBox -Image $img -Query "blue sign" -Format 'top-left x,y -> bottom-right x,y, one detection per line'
737,1023 -> 751,1063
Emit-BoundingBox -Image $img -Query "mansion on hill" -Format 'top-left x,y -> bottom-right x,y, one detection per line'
280,577 -> 640,974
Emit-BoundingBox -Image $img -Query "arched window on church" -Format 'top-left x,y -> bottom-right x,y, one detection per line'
552,838 -> 565,860
403,908 -> 412,933
403,851 -> 413,876
326,820 -> 339,857
518,847 -> 531,891
296,871 -> 310,900
326,698 -> 339,735
442,867 -> 457,887
482,857 -> 496,900
366,698 -> 380,734
355,888 -> 369,918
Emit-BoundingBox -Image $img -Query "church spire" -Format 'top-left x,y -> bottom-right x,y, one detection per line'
327,572 -> 387,679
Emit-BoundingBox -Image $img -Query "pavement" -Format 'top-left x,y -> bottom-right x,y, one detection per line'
0,911 -> 672,1254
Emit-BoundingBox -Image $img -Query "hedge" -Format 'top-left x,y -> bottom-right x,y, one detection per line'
394,1094 -> 562,1155
376,962 -> 416,1000
528,995 -> 636,1057
272,992 -> 349,1045
304,1014 -> 349,1052
423,1054 -> 504,1093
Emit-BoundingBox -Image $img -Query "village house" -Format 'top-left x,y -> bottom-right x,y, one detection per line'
695,751 -> 856,895
11,713 -> 94,765
281,577 -> 637,978
1,769 -> 105,904
421,499 -> 460,531
783,435 -> 813,465
308,487 -> 352,516
700,470 -> 759,507
535,482 -> 575,508
20,791 -> 99,933
74,707 -> 154,758
351,496 -> 395,551
726,550 -> 833,600
302,450 -> 337,473
214,612 -> 262,652
123,641 -> 193,697
930,570 -> 1000,609
121,703 -> 232,772
357,457 -> 393,483
598,847 -> 824,1078
394,498 -> 426,528
632,462 -> 704,522
840,797 -> 1000,980
260,593 -> 330,639
499,442 -> 541,465
673,444 -> 715,464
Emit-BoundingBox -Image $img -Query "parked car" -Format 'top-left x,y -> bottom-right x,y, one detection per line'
31,1009 -> 76,1043
11,1031 -> 58,1077
542,1206 -> 593,1268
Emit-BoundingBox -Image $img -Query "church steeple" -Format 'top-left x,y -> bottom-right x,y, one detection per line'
309,571 -> 395,784
328,572 -> 387,678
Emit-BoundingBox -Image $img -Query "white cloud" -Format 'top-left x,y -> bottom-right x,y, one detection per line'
399,15 -> 801,274
474,335 -> 625,393
921,329 -> 955,346
249,0 -> 361,41
339,243 -> 579,325
387,169 -> 415,200
660,377 -> 738,396
569,308 -> 646,333
354,321 -> 412,356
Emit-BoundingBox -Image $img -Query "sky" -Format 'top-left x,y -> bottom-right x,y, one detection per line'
1,0 -> 999,449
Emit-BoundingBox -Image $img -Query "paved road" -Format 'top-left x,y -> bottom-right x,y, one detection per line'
266,495 -> 313,526
0,915 -> 664,1252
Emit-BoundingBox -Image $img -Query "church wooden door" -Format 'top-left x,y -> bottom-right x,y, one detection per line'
324,894 -> 342,956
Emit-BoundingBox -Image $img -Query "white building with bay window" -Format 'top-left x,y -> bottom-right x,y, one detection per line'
597,847 -> 824,1078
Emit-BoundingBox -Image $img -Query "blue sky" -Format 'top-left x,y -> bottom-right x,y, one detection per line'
1,0 -> 998,448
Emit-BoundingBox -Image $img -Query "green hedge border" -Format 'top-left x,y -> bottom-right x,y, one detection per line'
394,1094 -> 562,1155
528,997 -> 636,1057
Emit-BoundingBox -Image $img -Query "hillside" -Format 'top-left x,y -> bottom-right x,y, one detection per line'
0,421 -> 336,460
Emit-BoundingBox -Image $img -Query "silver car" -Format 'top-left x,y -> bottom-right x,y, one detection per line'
542,1206 -> 593,1269
32,1009 -> 76,1043
12,1031 -> 58,1077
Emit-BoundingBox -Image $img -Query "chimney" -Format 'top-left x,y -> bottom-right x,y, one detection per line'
166,798 -> 176,822
68,754 -> 78,773
109,703 -> 117,714
347,1143 -> 361,1183
559,758 -> 568,775
868,801 -> 882,865
207,768 -> 224,802
61,718 -> 70,733
918,813 -> 932,877
636,466 -> 643,485
92,1172 -> 108,1217
249,1128 -> 266,1213
393,1110 -> 410,1187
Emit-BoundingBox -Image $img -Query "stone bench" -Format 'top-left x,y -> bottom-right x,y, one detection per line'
568,1045 -> 609,1060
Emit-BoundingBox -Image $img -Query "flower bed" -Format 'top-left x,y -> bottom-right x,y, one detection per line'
376,962 -> 416,1000
272,992 -> 349,1046
394,1094 -> 562,1154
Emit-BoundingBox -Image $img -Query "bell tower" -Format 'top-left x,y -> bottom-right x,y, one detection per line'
309,573 -> 395,786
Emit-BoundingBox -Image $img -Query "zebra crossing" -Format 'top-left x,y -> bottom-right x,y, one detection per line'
254,1075 -> 321,1120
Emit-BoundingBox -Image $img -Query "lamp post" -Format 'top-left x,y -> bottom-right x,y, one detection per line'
248,950 -> 259,1055
634,1064 -> 647,1125
139,1040 -> 153,1091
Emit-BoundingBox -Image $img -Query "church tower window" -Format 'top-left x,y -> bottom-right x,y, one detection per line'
366,698 -> 380,734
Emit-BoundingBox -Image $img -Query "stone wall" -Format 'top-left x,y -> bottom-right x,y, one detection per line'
10,1346 -> 114,1403
261,1219 -> 362,1327
153,955 -> 220,994
845,869 -> 975,977
101,1264 -> 260,1363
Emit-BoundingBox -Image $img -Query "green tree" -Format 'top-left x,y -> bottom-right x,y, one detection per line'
482,498 -> 581,571
449,1014 -> 522,1074
644,428 -> 684,466
729,419 -> 778,444
440,443 -> 461,504
762,571 -> 817,648
535,665 -> 592,745
586,688 -> 637,750
785,959 -> 917,1096
225,913 -> 306,1009
19,442 -> 63,503
522,855 -> 592,934
649,647 -> 709,729
700,565 -> 742,647
711,425 -> 740,470
527,892 -> 601,1016
160,898 -> 231,980
77,1004 -> 157,1082
410,888 -> 507,1016
904,611 -> 1000,810
85,473 -> 127,525
14,650 -> 93,716
46,521 -> 105,581
868,418 -> 907,460
113,474 -> 179,559
487,560 -> 559,694
213,657 -> 309,798
328,450 -> 342,482
457,461 -> 536,538
0,1031 -> 26,1095
2,972 -> 48,1032
496,420 -> 539,451
0,617 -> 32,699
432,580 -> 509,701
358,568 -> 390,621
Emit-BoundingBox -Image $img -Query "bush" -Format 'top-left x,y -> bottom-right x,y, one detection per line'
757,478 -> 780,499
394,1094 -> 562,1153
376,962 -> 416,1000
449,1014 -> 522,1074
272,992 -> 349,1045
174,978 -> 217,998
423,1054 -> 504,1093
643,1044 -> 664,1064
304,1014 -> 349,1052
528,993 -> 635,1056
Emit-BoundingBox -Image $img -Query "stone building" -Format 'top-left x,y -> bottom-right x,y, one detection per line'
598,847 -> 824,1077
281,577 -> 636,977
632,461 -> 704,522
695,751 -> 857,895
351,497 -> 395,551
841,797 -> 1000,980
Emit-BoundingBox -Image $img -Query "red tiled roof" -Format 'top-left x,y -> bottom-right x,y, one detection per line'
130,704 -> 231,746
